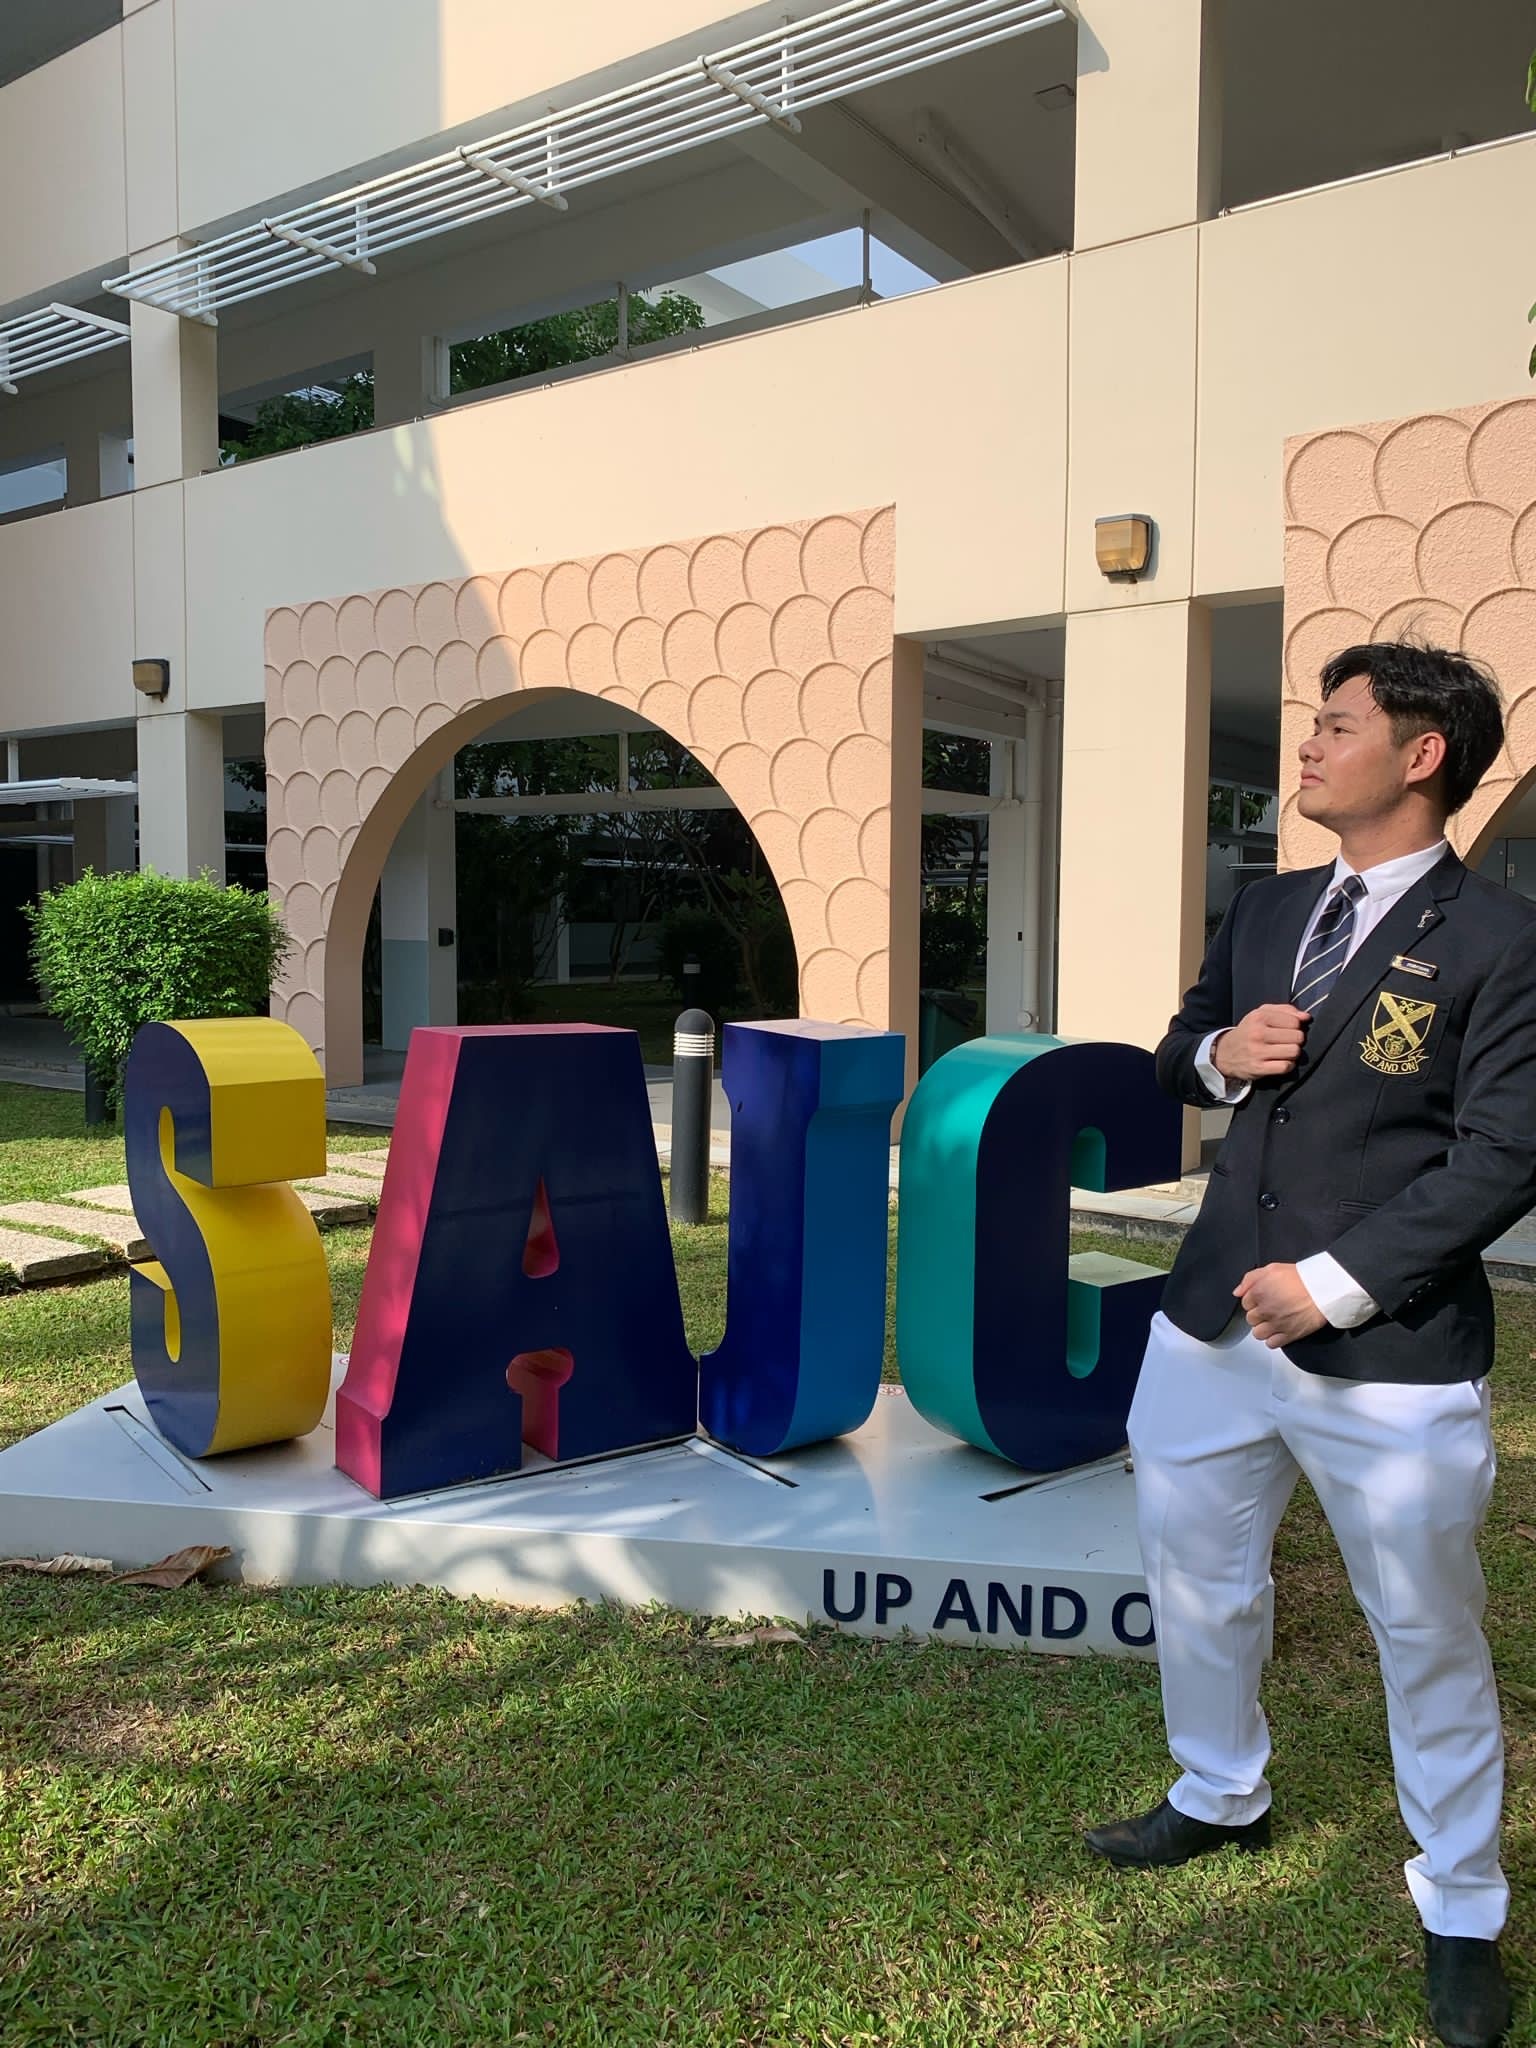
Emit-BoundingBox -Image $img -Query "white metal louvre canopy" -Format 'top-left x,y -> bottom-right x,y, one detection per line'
0,778 -> 136,805
104,0 -> 1068,325
0,304 -> 130,392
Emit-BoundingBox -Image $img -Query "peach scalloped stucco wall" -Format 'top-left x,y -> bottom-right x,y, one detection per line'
264,508 -> 920,1086
1282,397 -> 1536,870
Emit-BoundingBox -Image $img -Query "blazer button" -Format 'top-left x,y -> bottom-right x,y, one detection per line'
1259,1192 -> 1280,1210
1272,1107 -> 1291,1125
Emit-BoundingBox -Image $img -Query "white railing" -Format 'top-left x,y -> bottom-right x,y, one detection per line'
104,0 -> 1067,325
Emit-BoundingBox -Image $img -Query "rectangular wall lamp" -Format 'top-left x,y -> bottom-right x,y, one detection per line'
132,658 -> 170,699
1094,515 -> 1154,582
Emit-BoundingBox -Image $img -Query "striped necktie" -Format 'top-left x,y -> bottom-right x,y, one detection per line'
1292,873 -> 1368,1008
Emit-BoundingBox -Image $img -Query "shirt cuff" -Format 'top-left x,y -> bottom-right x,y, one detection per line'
1195,1030 -> 1251,1106
1296,1251 -> 1380,1330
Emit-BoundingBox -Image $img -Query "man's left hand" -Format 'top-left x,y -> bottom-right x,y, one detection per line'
1234,1263 -> 1327,1348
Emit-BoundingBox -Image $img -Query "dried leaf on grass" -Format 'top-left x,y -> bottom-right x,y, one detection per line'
0,1554 -> 113,1575
705,1626 -> 805,1649
109,1544 -> 232,1590
1515,1523 -> 1536,1544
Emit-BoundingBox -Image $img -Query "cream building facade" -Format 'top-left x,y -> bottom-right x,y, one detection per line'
2,0 -> 1535,1120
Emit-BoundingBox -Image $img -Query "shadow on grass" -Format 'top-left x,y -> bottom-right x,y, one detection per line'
2,1351 -> 1534,2048
1,1571 -> 1516,2048
2,1210 -> 1535,2042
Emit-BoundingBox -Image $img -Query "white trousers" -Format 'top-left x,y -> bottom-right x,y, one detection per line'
1127,1309 -> 1506,1940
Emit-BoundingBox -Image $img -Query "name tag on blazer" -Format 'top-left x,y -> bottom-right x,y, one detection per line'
1390,954 -> 1438,980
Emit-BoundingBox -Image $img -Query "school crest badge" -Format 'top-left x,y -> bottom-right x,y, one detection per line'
1360,991 -> 1437,1076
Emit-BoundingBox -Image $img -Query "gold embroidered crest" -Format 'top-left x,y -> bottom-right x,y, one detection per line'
1360,990 -> 1437,1076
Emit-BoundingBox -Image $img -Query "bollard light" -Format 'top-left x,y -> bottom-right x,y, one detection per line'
669,1005 -> 715,1226
83,1061 -> 113,1129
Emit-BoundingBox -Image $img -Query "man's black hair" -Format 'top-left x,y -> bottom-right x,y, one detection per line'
1319,640 -> 1505,815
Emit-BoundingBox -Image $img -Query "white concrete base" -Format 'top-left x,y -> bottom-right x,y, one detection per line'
0,1370 -> 1157,1657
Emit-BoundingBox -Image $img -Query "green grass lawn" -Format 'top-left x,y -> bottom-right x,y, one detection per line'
0,1083 -> 133,1206
0,1082 -> 388,1211
0,1108 -> 1534,2043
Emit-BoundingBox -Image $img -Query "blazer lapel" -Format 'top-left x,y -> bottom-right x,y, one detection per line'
1264,865 -> 1333,1003
1287,849 -> 1463,1081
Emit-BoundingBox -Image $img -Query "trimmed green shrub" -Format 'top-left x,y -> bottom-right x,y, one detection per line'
25,869 -> 290,1108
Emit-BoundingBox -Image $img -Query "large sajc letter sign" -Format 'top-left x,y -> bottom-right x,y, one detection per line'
123,1018 -> 1180,1493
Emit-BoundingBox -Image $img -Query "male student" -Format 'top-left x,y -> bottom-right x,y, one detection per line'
1085,642 -> 1536,2048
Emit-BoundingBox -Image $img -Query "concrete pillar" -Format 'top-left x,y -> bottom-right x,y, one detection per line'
122,0 -> 212,479
99,433 -> 134,498
37,830 -> 61,896
128,222 -> 224,885
371,331 -> 449,428
889,636 -> 925,1100
1073,0 -> 1222,249
72,796 -> 137,878
985,740 -> 1026,1034
136,712 -> 226,880
129,281 -> 219,489
1036,680 -> 1063,1033
988,708 -> 1052,1034
380,780 -> 457,1050
61,418 -> 102,506
1057,600 -> 1211,1075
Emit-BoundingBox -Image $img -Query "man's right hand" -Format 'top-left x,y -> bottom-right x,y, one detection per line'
1211,1004 -> 1310,1083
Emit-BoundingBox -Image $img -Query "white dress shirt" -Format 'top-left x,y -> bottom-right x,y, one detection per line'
1196,840 -> 1448,1330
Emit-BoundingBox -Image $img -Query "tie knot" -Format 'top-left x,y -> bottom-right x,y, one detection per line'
1337,874 -> 1367,906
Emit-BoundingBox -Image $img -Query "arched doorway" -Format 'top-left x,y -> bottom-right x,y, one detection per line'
356,694 -> 808,1075
264,510 -> 922,1087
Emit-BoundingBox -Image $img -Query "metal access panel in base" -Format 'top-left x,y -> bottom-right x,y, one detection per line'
0,1373 -> 1157,1658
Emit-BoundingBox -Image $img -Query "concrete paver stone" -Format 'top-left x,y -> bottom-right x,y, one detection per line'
293,1190 -> 370,1226
295,1174 -> 384,1203
326,1153 -> 387,1178
66,1185 -> 138,1214
0,1202 -> 150,1262
0,1227 -> 109,1285
10,1137 -> 1536,1296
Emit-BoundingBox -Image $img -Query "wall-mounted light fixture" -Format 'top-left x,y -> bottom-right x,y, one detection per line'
1094,514 -> 1154,583
131,658 -> 169,700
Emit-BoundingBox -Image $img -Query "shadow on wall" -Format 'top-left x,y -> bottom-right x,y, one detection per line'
259,356 -> 461,1080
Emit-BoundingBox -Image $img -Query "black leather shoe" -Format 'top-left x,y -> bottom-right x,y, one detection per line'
1425,1934 -> 1511,2047
1082,1796 -> 1271,1869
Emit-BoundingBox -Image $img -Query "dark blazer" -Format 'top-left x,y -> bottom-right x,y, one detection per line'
1157,849 -> 1536,1383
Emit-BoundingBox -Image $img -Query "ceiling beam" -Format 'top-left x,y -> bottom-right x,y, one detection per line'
911,108 -> 1051,262
733,103 -> 1020,279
